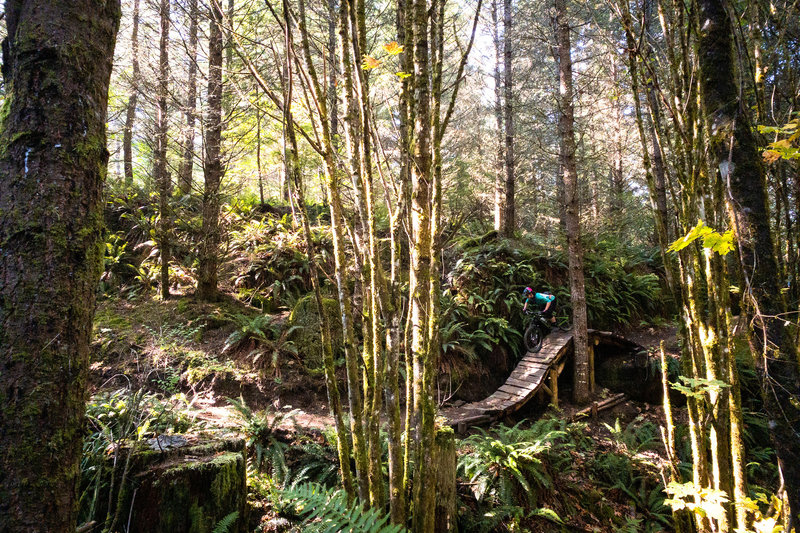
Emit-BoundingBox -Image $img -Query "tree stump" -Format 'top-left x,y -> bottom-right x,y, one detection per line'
434,426 -> 458,533
126,438 -> 247,533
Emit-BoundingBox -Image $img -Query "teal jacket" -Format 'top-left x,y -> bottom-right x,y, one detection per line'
524,292 -> 555,309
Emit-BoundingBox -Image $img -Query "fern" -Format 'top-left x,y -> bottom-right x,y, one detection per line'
227,396 -> 298,481
211,511 -> 239,533
458,419 -> 566,507
279,482 -> 406,533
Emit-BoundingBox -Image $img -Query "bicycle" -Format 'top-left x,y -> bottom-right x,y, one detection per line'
523,309 -> 572,353
523,309 -> 552,353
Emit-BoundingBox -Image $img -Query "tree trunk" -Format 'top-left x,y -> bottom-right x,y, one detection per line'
123,0 -> 140,188
410,0 -> 437,530
155,0 -> 172,301
621,0 -> 679,304
0,1 -> 120,530
698,0 -> 800,523
502,0 -> 515,237
555,0 -> 590,404
433,427 -> 457,533
492,0 -> 504,233
328,0 -> 338,141
336,0 -> 371,501
178,0 -> 199,195
288,0 -> 356,499
609,60 -> 624,218
197,1 -> 224,301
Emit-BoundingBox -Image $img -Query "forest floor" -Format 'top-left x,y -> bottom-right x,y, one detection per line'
91,292 -> 681,531
91,290 -> 680,440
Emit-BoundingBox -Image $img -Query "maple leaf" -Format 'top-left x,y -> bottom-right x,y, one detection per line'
383,41 -> 404,55
362,55 -> 380,70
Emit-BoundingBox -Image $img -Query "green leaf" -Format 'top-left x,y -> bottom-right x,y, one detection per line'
529,507 -> 563,524
669,220 -> 734,256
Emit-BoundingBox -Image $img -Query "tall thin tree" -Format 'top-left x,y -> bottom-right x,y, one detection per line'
198,0 -> 225,301
492,0 -> 504,232
123,0 -> 141,187
178,0 -> 199,195
502,0 -> 515,236
555,0 -> 590,403
155,0 -> 172,300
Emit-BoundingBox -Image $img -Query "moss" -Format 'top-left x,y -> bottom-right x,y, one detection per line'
115,441 -> 247,532
93,308 -> 132,331
286,294 -> 342,369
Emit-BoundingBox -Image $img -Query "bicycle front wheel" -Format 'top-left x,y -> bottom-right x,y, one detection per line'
524,323 -> 543,353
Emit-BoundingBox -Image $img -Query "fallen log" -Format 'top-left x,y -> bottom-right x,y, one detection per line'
572,393 -> 627,420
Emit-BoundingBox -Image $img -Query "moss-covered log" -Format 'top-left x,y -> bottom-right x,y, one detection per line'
0,2 -> 120,530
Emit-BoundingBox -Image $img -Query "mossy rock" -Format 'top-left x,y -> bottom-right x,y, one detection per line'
286,294 -> 342,369
126,439 -> 247,533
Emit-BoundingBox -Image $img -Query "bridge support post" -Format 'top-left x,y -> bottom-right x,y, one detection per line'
589,337 -> 598,393
549,369 -> 559,408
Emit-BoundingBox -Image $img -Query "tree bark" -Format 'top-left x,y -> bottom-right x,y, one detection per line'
410,0 -> 437,530
502,0 -> 515,237
0,1 -> 120,530
492,0 -> 504,233
328,0 -> 338,141
555,0 -> 590,404
155,0 -> 171,301
288,0 -> 356,499
197,1 -> 224,301
336,0 -> 371,501
178,0 -> 199,196
698,0 -> 800,523
123,0 -> 140,188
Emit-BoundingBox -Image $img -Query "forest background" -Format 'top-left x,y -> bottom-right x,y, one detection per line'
0,0 -> 799,532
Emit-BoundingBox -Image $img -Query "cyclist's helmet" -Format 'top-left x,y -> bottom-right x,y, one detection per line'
523,287 -> 533,296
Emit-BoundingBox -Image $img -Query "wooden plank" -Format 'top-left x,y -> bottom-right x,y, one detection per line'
506,376 -> 542,389
486,390 -> 513,401
520,359 -> 550,369
499,383 -> 535,397
517,359 -> 549,368
499,384 -> 533,397
509,367 -> 547,381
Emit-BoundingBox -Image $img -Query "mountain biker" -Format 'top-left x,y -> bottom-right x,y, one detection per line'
522,287 -> 556,325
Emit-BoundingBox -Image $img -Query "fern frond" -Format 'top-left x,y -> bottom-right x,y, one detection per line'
211,511 -> 239,533
279,482 -> 406,533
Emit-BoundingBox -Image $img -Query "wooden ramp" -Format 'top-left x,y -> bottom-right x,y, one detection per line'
440,329 -> 645,432
441,330 -> 573,433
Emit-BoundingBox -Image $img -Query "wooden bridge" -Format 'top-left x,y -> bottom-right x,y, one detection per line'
440,329 -> 644,433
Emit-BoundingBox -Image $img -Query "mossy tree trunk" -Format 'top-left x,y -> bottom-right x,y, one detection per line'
617,0 -> 681,312
698,0 -> 800,523
155,0 -> 172,301
198,1 -> 224,302
555,0 -> 590,404
0,1 -> 120,530
335,0 -> 371,501
285,0 -> 356,499
350,0 -> 389,507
